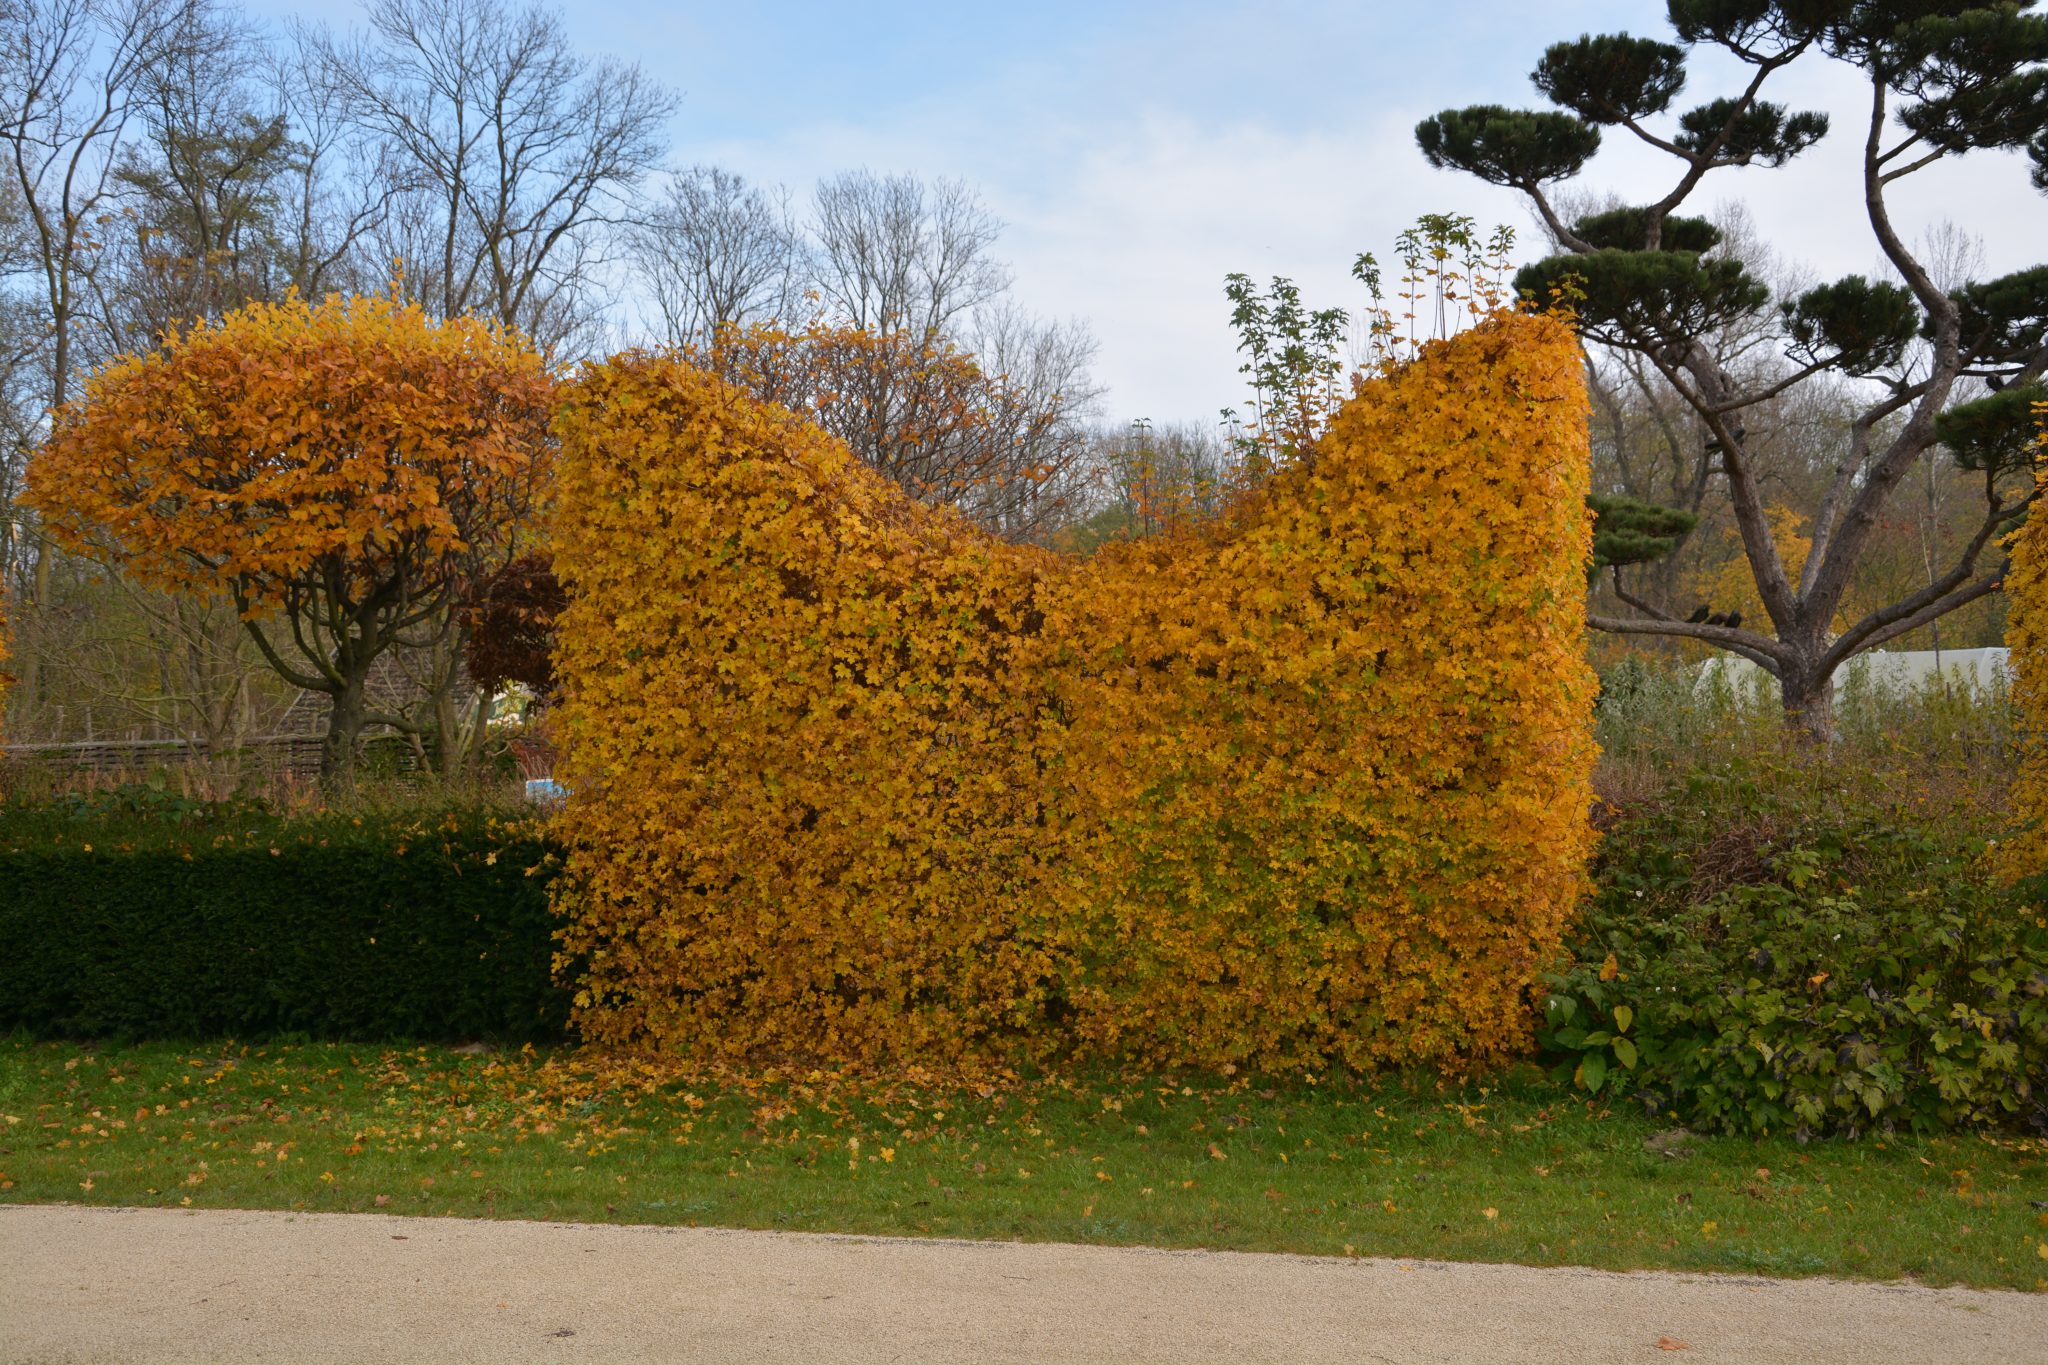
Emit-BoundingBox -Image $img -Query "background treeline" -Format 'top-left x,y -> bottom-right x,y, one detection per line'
0,0 -> 1226,765
11,1 -> 2039,768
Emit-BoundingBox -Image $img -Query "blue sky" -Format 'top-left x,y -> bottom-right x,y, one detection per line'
251,0 -> 2046,424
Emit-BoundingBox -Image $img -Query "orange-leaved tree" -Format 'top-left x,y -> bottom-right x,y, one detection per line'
25,290 -> 555,792
698,317 -> 1090,538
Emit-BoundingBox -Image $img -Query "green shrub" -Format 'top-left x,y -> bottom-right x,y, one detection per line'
0,789 -> 567,1042
1546,761 -> 2048,1137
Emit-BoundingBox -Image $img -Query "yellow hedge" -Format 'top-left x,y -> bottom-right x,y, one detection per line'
550,310 -> 1597,1072
2002,399 -> 2048,880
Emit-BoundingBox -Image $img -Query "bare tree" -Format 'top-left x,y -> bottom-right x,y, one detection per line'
1066,418 -> 1239,548
802,171 -> 1099,538
307,0 -> 674,350
0,0 -> 185,712
0,175 -> 43,583
630,163 -> 805,345
641,167 -> 1102,542
0,0 -> 182,407
260,32 -> 388,306
960,301 -> 1101,537
812,170 -> 1007,336
2,3 -> 398,749
50,570 -> 281,758
94,2 -> 294,351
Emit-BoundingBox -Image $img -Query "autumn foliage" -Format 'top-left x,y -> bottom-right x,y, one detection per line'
550,310 -> 1597,1073
23,290 -> 555,786
2001,399 -> 2048,880
694,317 -> 1086,536
464,553 -> 569,698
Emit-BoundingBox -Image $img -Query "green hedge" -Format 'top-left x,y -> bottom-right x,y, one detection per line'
0,791 -> 567,1041
1543,762 -> 2048,1138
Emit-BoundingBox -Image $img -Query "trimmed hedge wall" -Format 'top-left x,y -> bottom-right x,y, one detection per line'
0,799 -> 566,1041
550,311 -> 1597,1072
1998,398 -> 2048,881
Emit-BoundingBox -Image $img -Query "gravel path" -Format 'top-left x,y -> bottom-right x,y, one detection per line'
4,1204 -> 2043,1363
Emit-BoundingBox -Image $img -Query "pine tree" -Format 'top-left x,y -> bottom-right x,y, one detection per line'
1419,3 -> 2048,736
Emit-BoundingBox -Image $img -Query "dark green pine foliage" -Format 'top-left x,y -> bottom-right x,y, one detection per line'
1887,5 -> 2048,151
1589,493 -> 1701,573
1517,247 -> 1771,349
1413,2 -> 2048,731
1948,264 -> 2048,366
1414,105 -> 1601,187
1782,275 -> 1920,374
1936,384 -> 2048,475
1569,206 -> 1723,253
1533,35 -> 1689,123
1674,97 -> 1830,162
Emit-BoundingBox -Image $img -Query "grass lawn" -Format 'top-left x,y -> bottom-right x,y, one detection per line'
2,1038 -> 2044,1291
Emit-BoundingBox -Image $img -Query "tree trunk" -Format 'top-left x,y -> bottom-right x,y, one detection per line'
16,542 -> 51,725
1780,658 -> 1836,745
431,664 -> 466,779
320,672 -> 367,797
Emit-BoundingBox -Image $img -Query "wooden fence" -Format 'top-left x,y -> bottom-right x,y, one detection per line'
0,732 -> 423,782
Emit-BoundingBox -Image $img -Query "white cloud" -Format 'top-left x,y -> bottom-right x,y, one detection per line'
257,0 -> 2046,425
989,108 -> 1507,423
691,51 -> 2045,427
695,99 -> 1519,424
